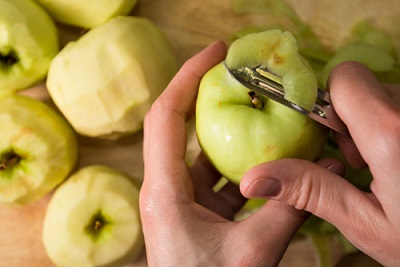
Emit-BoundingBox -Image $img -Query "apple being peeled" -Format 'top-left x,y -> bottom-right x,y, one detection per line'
35,0 -> 138,29
196,30 -> 328,184
42,165 -> 143,267
0,0 -> 59,95
46,16 -> 177,139
0,95 -> 78,205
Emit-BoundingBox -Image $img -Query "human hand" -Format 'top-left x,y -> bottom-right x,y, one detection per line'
240,61 -> 400,266
140,41 -> 309,267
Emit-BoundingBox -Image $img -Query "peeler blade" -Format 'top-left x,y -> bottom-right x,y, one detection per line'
223,61 -> 349,136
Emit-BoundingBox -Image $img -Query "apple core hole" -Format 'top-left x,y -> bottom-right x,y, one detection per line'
0,151 -> 21,171
85,211 -> 112,242
0,50 -> 19,68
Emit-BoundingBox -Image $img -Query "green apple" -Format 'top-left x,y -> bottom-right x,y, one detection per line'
42,165 -> 144,267
196,30 -> 328,184
0,95 -> 78,205
46,16 -> 177,139
35,0 -> 138,28
0,0 -> 59,95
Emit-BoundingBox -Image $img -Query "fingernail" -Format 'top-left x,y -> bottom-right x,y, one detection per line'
246,178 -> 282,198
327,164 -> 345,176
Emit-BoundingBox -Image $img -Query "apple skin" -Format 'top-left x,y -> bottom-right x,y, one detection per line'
42,165 -> 144,267
196,63 -> 328,184
0,95 -> 78,205
0,0 -> 59,95
35,0 -> 138,28
46,16 -> 177,139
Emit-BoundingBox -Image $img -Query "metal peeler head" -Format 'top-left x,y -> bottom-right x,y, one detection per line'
223,61 -> 349,136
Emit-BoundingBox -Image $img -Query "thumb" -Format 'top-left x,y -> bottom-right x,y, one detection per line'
240,158 -> 385,249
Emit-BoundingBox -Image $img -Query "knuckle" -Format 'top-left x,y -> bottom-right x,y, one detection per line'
283,167 -> 322,213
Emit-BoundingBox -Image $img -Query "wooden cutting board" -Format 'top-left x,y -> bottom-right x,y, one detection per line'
0,0 -> 397,266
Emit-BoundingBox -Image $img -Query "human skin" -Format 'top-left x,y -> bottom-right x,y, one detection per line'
241,61 -> 400,267
140,41 -> 318,266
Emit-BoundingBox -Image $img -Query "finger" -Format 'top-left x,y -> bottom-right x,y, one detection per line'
143,112 -> 151,165
190,153 -> 247,219
328,61 -> 400,178
314,157 -> 346,176
190,152 -> 221,188
240,158 -> 386,253
333,131 -> 366,169
230,201 -> 309,266
143,41 -> 227,198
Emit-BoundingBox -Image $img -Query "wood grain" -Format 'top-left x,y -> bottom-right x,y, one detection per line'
1,0 -> 397,266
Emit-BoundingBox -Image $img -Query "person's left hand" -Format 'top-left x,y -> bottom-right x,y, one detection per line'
140,41 -> 309,267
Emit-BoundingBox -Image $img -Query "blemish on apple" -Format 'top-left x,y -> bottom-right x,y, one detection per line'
273,53 -> 283,64
10,127 -> 33,143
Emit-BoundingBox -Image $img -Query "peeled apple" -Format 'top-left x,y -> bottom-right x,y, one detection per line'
46,16 -> 177,139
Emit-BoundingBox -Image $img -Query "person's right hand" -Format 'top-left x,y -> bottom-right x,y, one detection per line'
240,61 -> 400,266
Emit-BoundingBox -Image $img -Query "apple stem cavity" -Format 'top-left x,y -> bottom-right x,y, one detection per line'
85,210 -> 112,242
0,50 -> 19,69
0,151 -> 20,171
248,91 -> 263,109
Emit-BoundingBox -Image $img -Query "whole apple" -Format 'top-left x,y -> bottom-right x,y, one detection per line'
0,95 -> 78,205
35,0 -> 138,28
46,16 -> 177,139
196,30 -> 328,184
42,165 -> 143,267
0,0 -> 59,95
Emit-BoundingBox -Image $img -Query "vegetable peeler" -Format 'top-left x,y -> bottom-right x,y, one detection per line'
223,61 -> 349,136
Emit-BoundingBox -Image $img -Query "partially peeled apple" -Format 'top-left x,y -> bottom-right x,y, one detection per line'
46,16 -> 177,139
196,30 -> 328,184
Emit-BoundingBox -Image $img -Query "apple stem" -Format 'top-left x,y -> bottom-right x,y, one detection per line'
248,91 -> 263,109
94,220 -> 102,231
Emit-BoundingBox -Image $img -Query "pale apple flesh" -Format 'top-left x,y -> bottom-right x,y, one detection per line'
42,165 -> 144,267
0,95 -> 78,205
46,16 -> 177,139
225,29 -> 318,111
196,63 -> 328,184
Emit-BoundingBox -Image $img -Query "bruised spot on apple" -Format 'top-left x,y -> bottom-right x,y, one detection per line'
196,30 -> 328,184
273,53 -> 284,64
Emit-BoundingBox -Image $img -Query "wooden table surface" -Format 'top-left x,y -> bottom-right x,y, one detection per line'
1,0 -> 398,266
